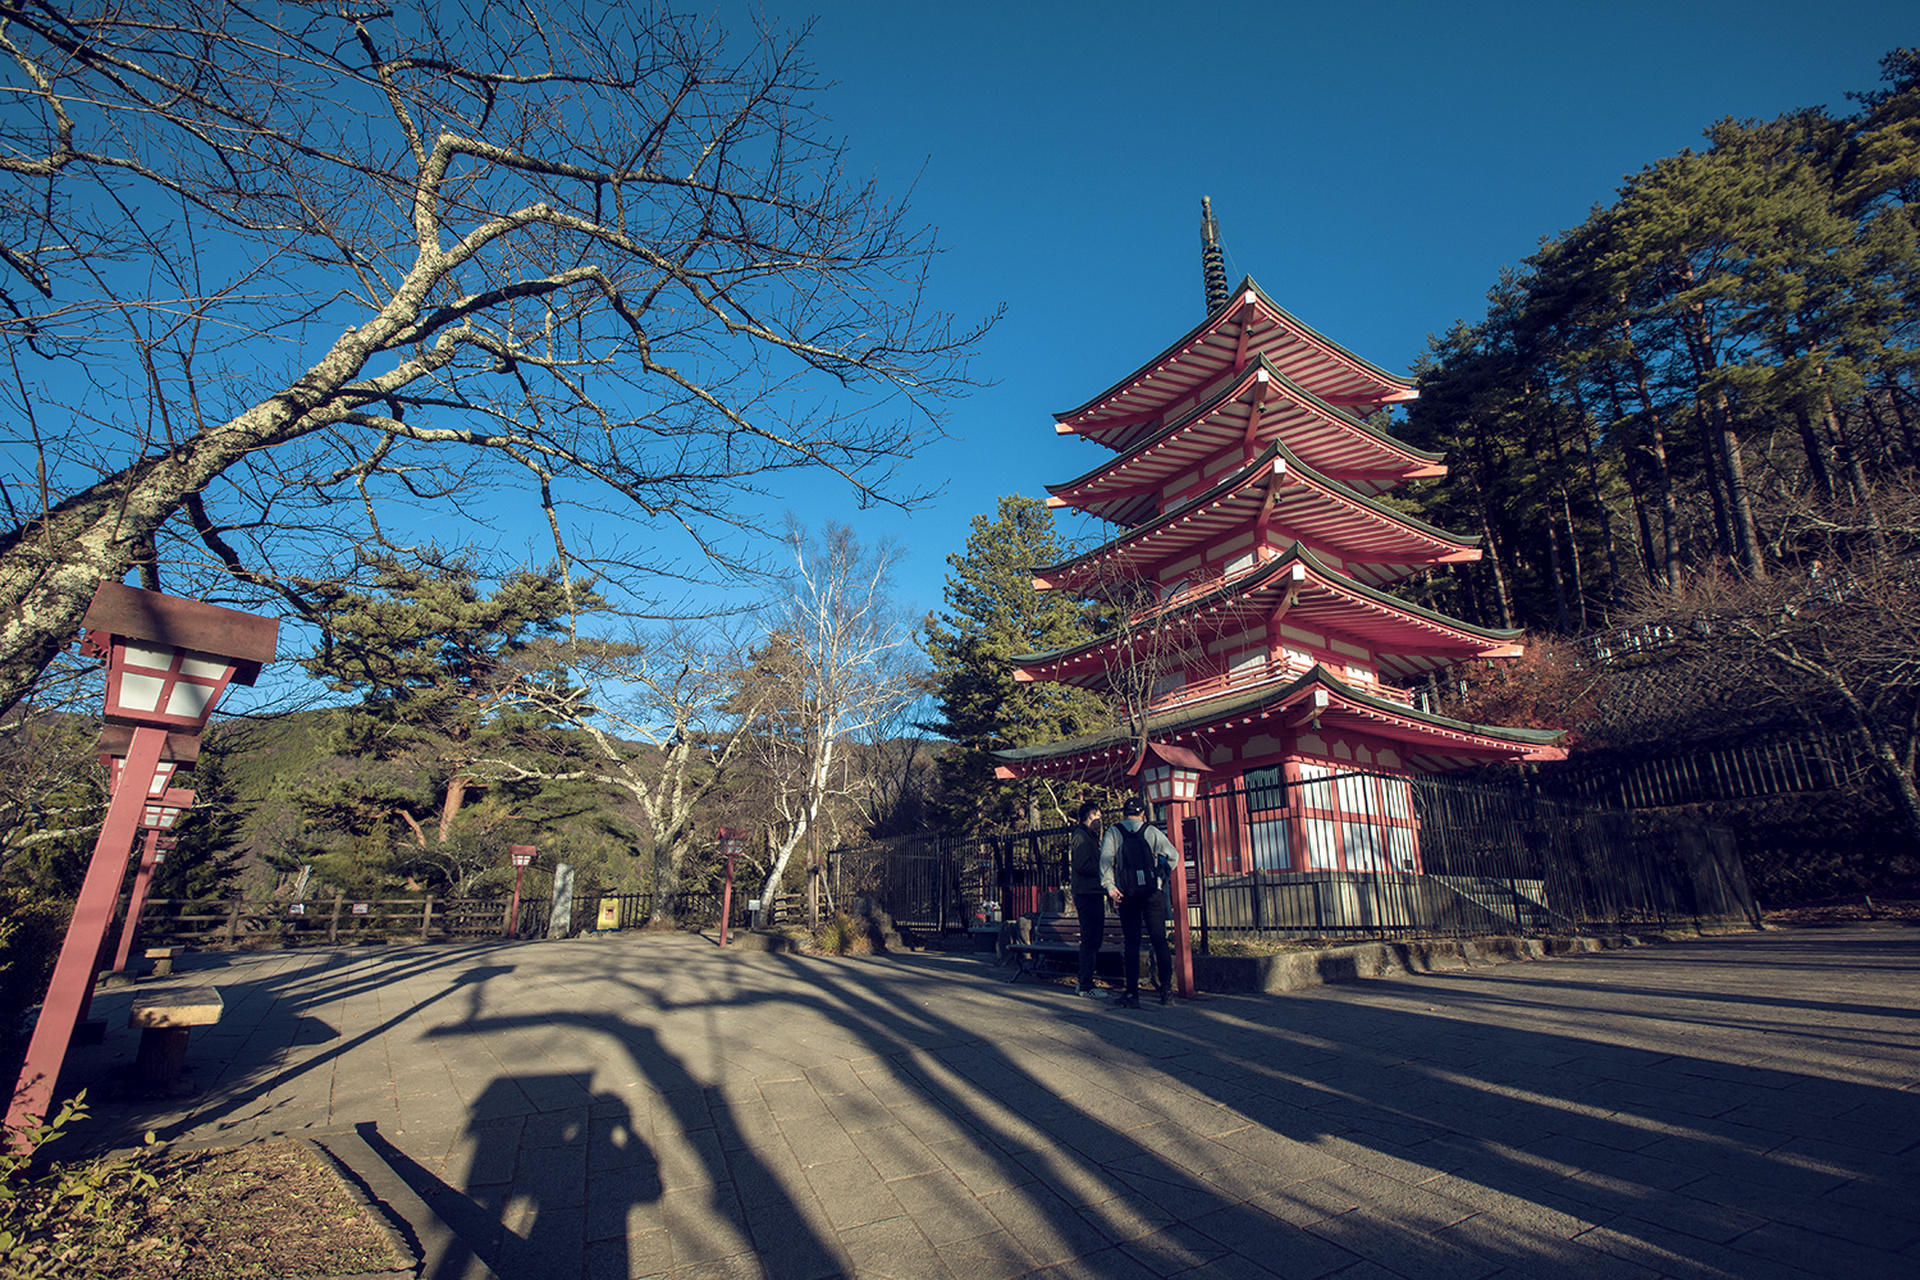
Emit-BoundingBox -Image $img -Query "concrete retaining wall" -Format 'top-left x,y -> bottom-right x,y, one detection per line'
1191,933 -> 1670,994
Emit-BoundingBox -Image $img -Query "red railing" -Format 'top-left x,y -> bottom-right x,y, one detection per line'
1149,656 -> 1413,712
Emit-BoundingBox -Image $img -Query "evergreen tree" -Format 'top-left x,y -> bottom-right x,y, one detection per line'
154,737 -> 248,900
297,550 -> 602,892
922,496 -> 1105,829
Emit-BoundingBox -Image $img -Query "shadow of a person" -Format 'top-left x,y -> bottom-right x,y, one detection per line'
453,1074 -> 659,1280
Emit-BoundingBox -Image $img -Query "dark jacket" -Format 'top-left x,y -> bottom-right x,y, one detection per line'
1069,824 -> 1104,896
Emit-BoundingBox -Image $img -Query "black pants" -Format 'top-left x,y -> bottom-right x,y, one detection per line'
1116,890 -> 1170,996
1072,891 -> 1105,990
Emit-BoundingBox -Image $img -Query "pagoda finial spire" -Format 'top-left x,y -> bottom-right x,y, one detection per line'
1200,196 -> 1228,315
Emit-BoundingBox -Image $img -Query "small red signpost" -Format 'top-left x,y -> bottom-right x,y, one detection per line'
6,582 -> 275,1139
717,828 -> 747,946
506,845 -> 535,937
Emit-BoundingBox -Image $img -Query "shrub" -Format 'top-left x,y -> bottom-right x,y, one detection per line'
809,913 -> 875,956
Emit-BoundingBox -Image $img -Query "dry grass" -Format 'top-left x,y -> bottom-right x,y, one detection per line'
8,1139 -> 407,1279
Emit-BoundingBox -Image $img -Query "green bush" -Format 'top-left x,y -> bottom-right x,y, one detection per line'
1,1092 -> 160,1279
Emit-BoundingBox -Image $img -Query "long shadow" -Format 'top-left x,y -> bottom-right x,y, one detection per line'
714,938 -> 1920,1277
60,945 -> 521,1155
63,929 -> 1920,1278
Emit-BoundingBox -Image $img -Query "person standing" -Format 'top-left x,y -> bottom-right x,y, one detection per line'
1067,800 -> 1108,998
1101,795 -> 1175,1008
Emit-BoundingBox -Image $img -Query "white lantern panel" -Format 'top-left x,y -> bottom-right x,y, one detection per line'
179,653 -> 231,679
164,680 -> 216,720
123,643 -> 179,672
118,672 -> 167,712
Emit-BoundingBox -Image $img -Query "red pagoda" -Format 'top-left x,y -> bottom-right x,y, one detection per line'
995,206 -> 1564,878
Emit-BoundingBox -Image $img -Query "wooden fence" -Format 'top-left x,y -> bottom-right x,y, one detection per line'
121,887 -> 800,949
126,892 -> 553,948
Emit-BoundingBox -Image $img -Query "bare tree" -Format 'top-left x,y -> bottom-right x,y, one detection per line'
0,649 -> 105,868
0,0 -> 984,712
1622,483 -> 1920,843
474,628 -> 762,923
743,521 -> 922,919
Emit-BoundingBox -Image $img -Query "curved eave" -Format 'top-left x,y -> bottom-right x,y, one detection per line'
1033,443 -> 1482,593
1055,278 -> 1418,434
1047,356 -> 1447,524
992,666 -> 1565,781
1013,546 -> 1525,686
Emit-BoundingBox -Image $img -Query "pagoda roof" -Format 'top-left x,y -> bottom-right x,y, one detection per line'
1056,278 -> 1418,439
992,664 -> 1566,782
1012,545 -> 1524,687
1034,442 -> 1481,593
1048,355 -> 1446,522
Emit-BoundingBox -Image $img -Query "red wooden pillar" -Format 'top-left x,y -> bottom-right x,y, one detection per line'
1166,802 -> 1196,998
109,828 -> 165,975
8,725 -> 165,1138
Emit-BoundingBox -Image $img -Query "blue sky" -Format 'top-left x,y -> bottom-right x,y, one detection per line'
739,0 -> 1914,621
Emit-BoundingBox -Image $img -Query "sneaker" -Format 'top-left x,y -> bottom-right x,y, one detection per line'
1074,987 -> 1108,999
1113,993 -> 1140,1009
1158,986 -> 1172,1006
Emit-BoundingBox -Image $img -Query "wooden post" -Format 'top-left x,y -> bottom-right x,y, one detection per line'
110,829 -> 164,974
1166,802 -> 1196,998
7,724 -> 166,1138
421,896 -> 434,943
328,891 -> 344,944
223,898 -> 244,947
807,824 -> 820,928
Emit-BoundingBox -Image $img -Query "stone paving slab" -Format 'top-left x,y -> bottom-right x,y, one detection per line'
51,925 -> 1920,1279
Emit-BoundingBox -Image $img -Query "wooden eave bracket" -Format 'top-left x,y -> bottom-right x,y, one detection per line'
1285,687 -> 1331,728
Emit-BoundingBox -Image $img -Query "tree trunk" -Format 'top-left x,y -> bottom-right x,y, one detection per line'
1713,388 -> 1765,578
1793,405 -> 1837,501
1548,524 -> 1572,634
1465,471 -> 1514,629
1619,318 -> 1682,587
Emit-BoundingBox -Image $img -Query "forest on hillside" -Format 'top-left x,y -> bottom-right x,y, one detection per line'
1395,50 -> 1919,629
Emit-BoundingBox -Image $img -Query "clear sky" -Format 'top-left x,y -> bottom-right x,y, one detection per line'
736,0 -> 1915,621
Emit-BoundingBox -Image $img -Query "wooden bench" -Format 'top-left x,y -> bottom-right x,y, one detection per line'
1005,911 -> 1132,985
129,987 -> 223,1091
144,946 -> 182,976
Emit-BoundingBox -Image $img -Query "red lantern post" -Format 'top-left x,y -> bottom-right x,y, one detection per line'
717,828 -> 747,946
108,803 -> 193,977
102,726 -> 201,979
1132,741 -> 1209,1000
7,583 -> 274,1139
506,845 -> 535,937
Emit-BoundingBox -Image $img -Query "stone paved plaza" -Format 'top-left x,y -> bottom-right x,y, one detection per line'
58,925 -> 1920,1279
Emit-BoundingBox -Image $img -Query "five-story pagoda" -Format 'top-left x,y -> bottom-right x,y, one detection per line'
995,205 -> 1564,878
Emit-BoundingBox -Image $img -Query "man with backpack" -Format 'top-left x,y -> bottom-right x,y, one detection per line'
1099,795 -> 1176,1008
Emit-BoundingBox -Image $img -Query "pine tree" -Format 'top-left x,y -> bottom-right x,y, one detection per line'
923,496 -> 1106,829
297,550 -> 602,892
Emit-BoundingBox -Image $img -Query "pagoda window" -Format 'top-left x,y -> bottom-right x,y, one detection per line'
1296,761 -> 1421,875
1244,766 -> 1290,871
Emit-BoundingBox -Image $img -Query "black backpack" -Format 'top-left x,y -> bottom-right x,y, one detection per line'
1116,824 -> 1157,896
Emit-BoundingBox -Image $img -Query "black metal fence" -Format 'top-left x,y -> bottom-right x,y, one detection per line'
827,768 -> 1759,946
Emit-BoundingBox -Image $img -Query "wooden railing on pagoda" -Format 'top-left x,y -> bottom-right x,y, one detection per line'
1150,654 -> 1414,713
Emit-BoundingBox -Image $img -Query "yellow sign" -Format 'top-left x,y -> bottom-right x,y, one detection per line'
597,897 -> 621,930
